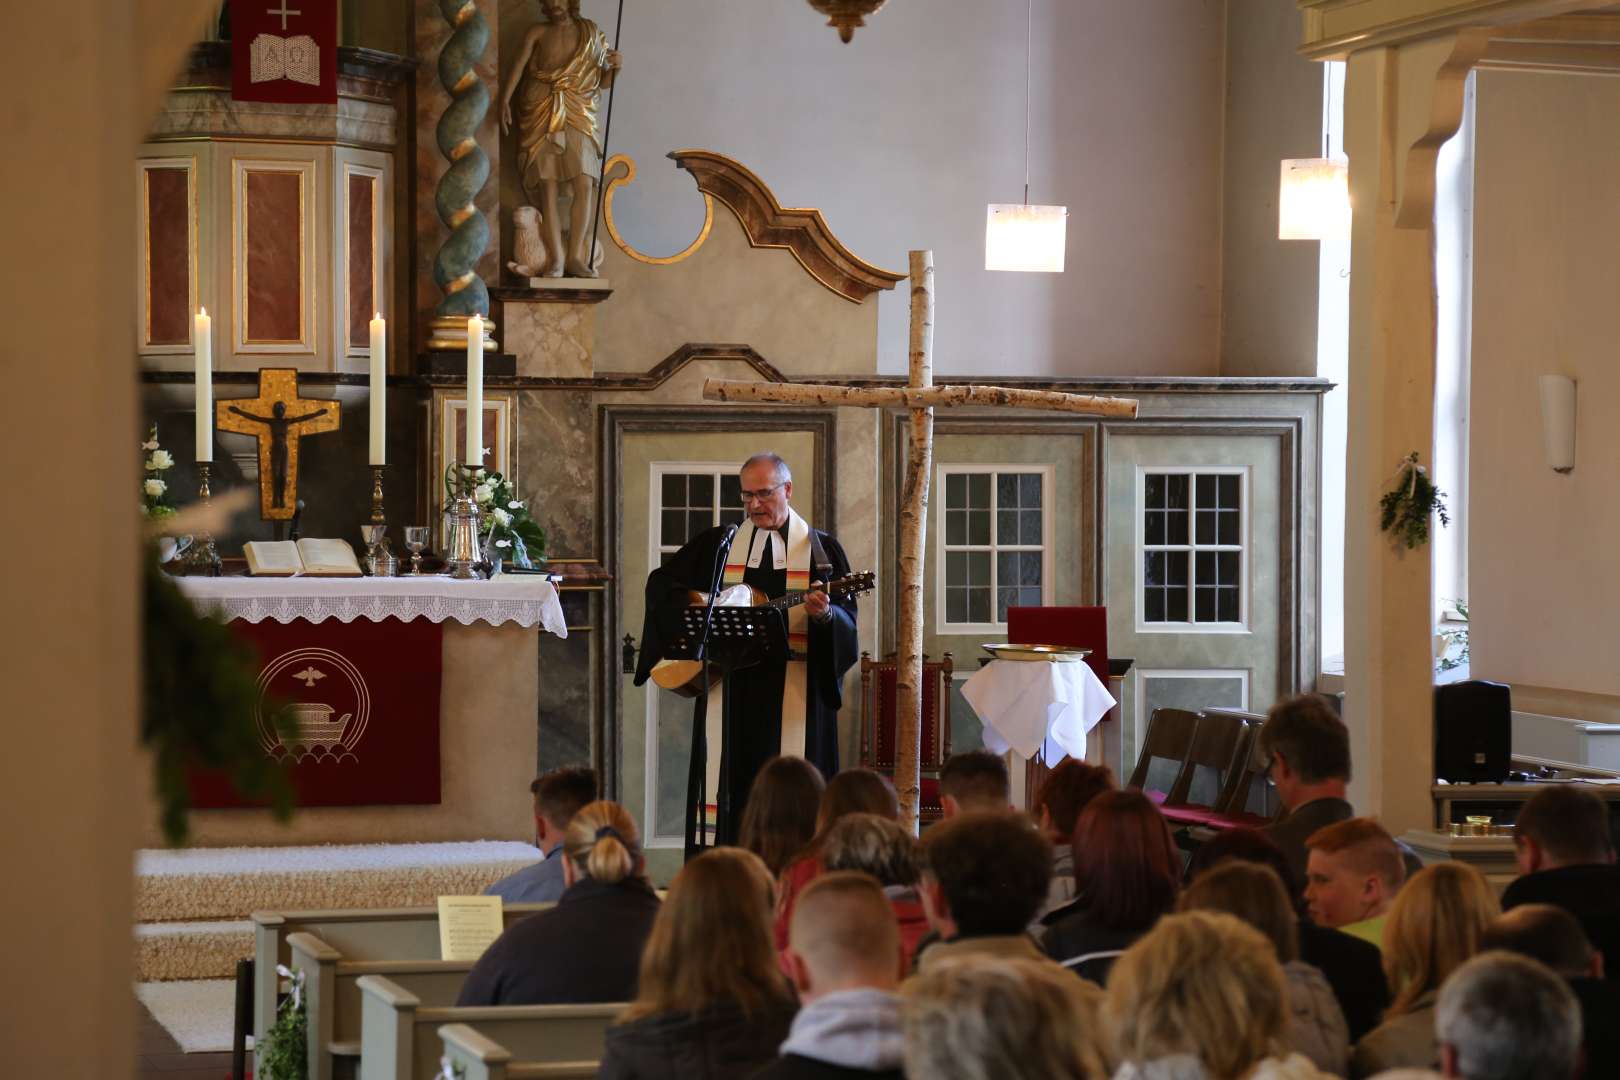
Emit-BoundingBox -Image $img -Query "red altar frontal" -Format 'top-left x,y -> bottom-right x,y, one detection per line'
171,576 -> 568,837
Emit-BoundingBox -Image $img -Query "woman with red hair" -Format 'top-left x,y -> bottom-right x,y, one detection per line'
1041,789 -> 1180,984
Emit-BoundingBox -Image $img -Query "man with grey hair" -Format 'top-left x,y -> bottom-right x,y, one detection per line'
1435,951 -> 1581,1080
635,451 -> 860,856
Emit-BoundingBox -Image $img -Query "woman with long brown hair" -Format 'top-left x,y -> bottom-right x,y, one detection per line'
773,768 -> 899,949
1042,789 -> 1180,984
738,755 -> 826,878
1350,861 -> 1500,1077
599,848 -> 797,1079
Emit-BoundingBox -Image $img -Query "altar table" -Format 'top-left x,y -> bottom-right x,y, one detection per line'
164,576 -> 568,847
962,658 -> 1118,809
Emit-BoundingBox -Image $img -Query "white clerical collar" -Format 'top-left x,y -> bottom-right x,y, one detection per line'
746,524 -> 788,569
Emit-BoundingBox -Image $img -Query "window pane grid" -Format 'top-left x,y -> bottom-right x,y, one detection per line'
1141,470 -> 1244,626
657,468 -> 747,561
942,468 -> 1046,626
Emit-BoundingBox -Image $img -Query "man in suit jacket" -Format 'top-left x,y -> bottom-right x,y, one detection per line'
1501,784 -> 1620,971
1258,694 -> 1354,891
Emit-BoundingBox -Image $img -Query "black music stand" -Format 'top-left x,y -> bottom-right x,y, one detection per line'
675,603 -> 788,853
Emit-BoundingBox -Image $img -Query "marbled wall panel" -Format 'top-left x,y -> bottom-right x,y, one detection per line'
348,173 -> 375,347
146,167 -> 191,345
514,389 -> 595,558
245,170 -> 303,343
537,590 -> 595,776
505,302 -> 593,378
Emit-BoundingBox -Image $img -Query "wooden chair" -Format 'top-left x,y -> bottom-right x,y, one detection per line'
860,652 -> 953,821
1126,708 -> 1200,802
1191,710 -> 1282,830
1159,711 -> 1252,829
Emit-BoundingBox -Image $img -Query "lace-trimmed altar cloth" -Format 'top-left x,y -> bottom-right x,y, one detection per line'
173,576 -> 568,636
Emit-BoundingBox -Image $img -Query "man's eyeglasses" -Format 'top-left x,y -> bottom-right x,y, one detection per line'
1263,754 -> 1277,787
739,484 -> 784,503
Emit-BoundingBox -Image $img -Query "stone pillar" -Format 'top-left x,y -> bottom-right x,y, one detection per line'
1341,36 -> 1482,833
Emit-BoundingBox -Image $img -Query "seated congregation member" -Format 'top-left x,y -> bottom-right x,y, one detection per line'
820,812 -> 931,968
1181,861 -> 1349,1075
1350,862 -> 1499,1079
458,800 -> 658,1006
901,955 -> 1107,1080
914,811 -> 1054,971
1481,903 -> 1620,1077
938,749 -> 1011,816
1033,759 -> 1115,918
1259,694 -> 1354,890
757,872 -> 906,1080
599,848 -> 796,1080
1436,952 -> 1582,1080
1302,818 -> 1405,947
1105,910 -> 1337,1080
483,764 -> 597,904
1043,790 -> 1179,984
740,755 -> 826,878
774,768 -> 898,950
1502,784 -> 1620,969
1186,827 -> 1389,1043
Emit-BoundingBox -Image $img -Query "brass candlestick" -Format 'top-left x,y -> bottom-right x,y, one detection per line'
362,465 -> 398,577
176,462 -> 223,576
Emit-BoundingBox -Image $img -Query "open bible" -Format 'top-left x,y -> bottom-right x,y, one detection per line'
243,538 -> 364,577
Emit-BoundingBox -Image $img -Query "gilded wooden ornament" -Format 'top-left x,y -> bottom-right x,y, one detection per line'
807,0 -> 887,43
216,368 -> 341,520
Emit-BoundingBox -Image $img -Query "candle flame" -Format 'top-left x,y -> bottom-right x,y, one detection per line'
199,306 -> 208,317
374,311 -> 382,320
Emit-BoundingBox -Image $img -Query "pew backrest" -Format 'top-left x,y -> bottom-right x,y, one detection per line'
438,1023 -> 598,1080
253,902 -> 552,1043
358,975 -> 620,1080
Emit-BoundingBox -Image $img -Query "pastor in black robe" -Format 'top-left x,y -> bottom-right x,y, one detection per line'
633,523 -> 860,858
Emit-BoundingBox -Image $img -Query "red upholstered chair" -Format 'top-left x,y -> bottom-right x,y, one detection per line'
1005,606 -> 1110,689
1159,711 -> 1251,828
1188,710 -> 1281,830
1127,707 -> 1200,803
860,652 -> 953,822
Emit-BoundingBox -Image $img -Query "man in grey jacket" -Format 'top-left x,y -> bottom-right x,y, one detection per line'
483,765 -> 597,903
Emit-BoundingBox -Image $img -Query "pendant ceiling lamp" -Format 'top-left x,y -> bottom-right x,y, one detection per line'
1279,68 -> 1350,241
986,0 -> 1065,272
807,0 -> 888,43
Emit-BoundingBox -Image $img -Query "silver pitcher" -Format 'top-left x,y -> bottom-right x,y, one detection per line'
443,490 -> 486,580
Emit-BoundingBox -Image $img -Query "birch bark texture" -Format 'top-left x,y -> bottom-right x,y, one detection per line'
699,248 -> 1139,832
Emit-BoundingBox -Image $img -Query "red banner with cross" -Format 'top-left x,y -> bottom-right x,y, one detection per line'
230,0 -> 338,105
188,616 -> 442,808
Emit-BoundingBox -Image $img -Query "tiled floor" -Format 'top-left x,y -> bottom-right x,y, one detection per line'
137,998 -> 239,1079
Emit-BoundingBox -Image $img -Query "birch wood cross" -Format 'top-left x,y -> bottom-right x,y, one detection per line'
703,249 -> 1139,832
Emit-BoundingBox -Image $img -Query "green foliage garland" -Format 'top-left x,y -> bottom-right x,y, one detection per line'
256,975 -> 308,1080
142,557 -> 295,846
1379,452 -> 1449,550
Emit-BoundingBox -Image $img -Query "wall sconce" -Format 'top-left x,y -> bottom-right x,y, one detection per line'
1278,157 -> 1350,240
1539,375 -> 1577,473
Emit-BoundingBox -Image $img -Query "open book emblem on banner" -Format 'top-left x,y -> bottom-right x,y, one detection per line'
256,647 -> 370,763
249,34 -> 321,86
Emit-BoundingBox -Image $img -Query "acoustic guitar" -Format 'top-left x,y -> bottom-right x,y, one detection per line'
649,570 -> 876,697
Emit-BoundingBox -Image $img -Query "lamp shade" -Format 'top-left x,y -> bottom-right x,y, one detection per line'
986,203 -> 1067,272
1278,157 -> 1350,240
1538,374 -> 1577,473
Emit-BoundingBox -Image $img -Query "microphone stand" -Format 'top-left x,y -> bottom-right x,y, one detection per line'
693,523 -> 740,851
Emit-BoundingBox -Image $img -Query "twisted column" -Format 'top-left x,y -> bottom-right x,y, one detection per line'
433,0 -> 491,318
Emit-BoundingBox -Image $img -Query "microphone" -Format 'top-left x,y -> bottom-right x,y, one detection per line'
288,499 -> 306,541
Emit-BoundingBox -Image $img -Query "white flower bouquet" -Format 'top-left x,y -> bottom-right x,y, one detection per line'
443,464 -> 546,569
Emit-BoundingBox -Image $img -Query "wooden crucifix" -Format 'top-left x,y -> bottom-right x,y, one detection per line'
703,250 -> 1139,832
216,368 -> 341,520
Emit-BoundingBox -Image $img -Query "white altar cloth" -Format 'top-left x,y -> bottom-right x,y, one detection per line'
962,658 -> 1116,761
173,576 -> 568,636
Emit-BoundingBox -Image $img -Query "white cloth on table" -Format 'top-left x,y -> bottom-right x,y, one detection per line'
962,658 -> 1115,760
172,575 -> 568,636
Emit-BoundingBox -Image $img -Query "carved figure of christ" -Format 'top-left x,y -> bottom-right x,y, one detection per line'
216,368 -> 341,521
702,250 -> 1138,831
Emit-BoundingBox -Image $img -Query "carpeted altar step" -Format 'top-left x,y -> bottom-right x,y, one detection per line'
135,840 -> 538,922
136,919 -> 255,981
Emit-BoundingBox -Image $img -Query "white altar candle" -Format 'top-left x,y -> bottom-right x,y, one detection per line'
369,312 -> 386,465
194,307 -> 212,462
466,314 -> 483,469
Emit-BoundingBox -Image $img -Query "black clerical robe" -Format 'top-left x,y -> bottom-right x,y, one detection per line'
634,522 -> 860,857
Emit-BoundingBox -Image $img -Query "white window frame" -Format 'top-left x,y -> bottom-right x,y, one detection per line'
1134,466 -> 1251,635
643,460 -> 742,849
933,463 -> 1054,636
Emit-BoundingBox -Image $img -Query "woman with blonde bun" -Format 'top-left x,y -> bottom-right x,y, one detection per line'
458,800 -> 660,1006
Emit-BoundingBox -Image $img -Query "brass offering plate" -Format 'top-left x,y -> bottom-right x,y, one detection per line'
982,643 -> 1092,663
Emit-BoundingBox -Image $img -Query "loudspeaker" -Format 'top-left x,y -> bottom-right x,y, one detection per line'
1434,680 -> 1512,783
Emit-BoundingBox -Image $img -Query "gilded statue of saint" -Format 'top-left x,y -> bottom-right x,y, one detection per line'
500,0 -> 622,279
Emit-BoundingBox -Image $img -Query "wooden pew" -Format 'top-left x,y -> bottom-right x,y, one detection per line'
358,975 -> 620,1080
290,932 -> 476,1080
438,1023 -> 598,1080
252,903 -> 553,1046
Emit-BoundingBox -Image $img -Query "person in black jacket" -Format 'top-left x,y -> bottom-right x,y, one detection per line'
456,800 -> 659,1006
599,848 -> 797,1080
755,872 -> 905,1080
1501,784 -> 1620,970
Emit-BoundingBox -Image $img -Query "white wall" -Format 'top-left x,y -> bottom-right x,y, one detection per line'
1469,70 -> 1620,700
573,0 -> 1225,377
